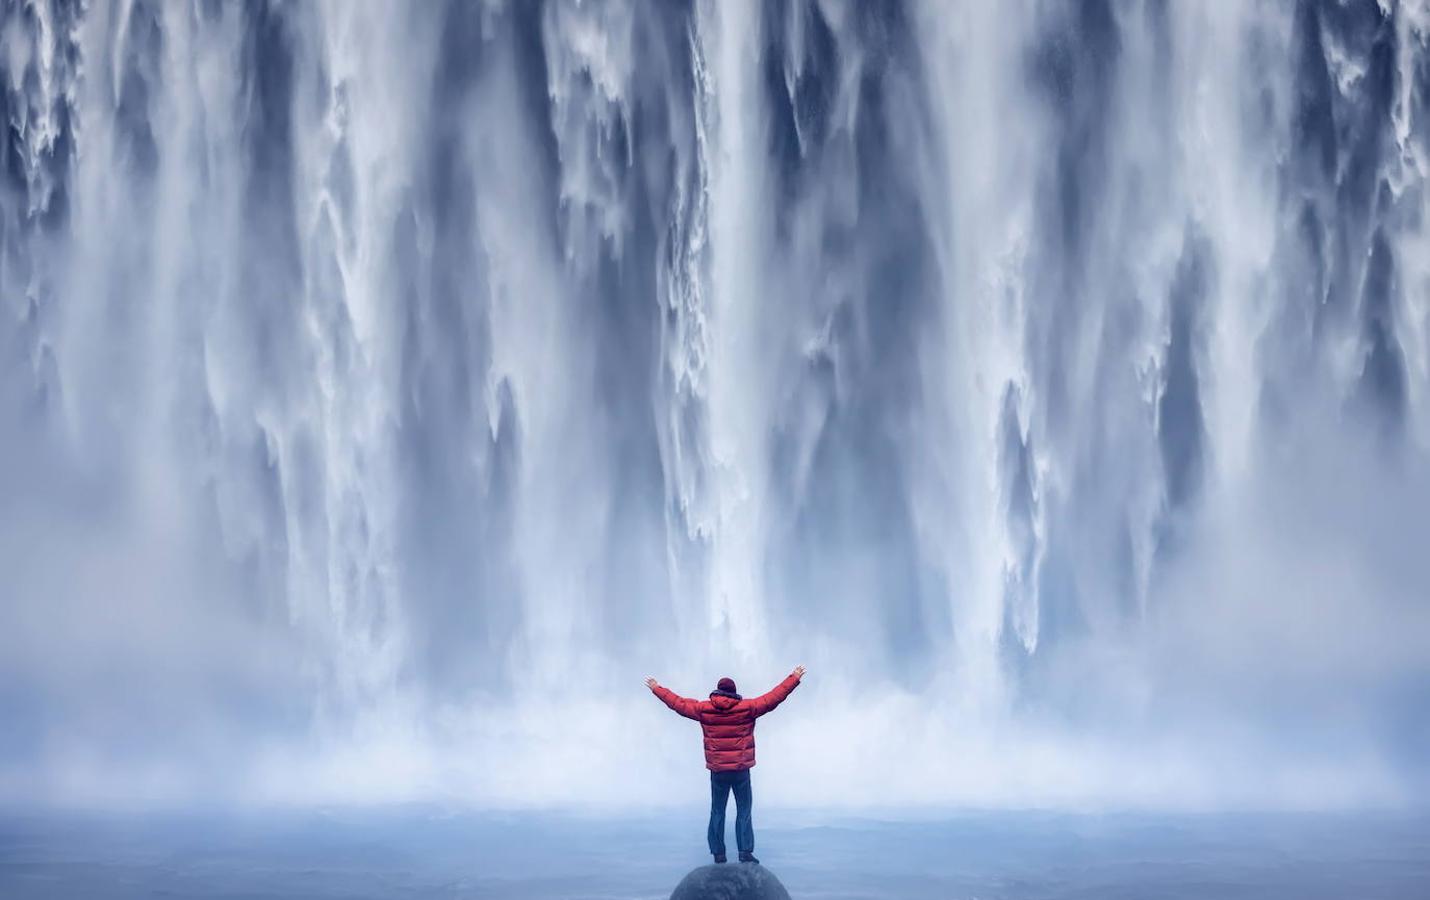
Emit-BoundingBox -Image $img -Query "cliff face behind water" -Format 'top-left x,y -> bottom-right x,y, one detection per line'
2,0 -> 1428,809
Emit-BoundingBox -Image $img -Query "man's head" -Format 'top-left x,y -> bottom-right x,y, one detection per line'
716,676 -> 737,694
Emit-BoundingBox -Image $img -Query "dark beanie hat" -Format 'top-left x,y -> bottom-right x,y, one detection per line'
717,677 -> 737,693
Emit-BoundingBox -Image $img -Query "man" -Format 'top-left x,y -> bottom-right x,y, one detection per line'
645,665 -> 806,865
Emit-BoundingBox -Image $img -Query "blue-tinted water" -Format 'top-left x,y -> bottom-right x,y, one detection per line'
0,809 -> 1425,899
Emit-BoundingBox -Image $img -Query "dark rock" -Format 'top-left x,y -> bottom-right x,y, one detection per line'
669,863 -> 792,900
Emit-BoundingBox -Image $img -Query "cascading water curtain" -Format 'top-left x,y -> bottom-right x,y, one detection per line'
1,0 -> 1427,808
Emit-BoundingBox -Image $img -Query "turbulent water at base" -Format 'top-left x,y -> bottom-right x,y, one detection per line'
1,0 -> 1428,810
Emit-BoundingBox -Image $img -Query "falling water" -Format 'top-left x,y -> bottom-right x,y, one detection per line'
1,0 -> 1427,809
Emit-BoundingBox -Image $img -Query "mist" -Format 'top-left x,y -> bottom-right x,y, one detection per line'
1,0 -> 1427,813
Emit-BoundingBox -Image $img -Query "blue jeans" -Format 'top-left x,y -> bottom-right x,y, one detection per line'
707,768 -> 754,857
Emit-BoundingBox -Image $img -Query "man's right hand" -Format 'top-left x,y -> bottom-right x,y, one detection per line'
793,665 -> 806,679
644,676 -> 659,690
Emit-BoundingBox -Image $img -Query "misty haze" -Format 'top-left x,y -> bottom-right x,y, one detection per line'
1,0 -> 1428,897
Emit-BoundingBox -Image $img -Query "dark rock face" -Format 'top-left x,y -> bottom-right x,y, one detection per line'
669,864 -> 792,900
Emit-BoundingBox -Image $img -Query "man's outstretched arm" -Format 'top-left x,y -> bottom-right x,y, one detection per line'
748,665 -> 805,718
645,676 -> 700,720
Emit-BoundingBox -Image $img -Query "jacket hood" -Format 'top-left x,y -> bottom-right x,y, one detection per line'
709,690 -> 742,708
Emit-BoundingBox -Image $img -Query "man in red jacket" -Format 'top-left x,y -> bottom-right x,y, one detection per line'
645,665 -> 805,864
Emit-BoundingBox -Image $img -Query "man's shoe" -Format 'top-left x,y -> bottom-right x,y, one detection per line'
739,853 -> 760,864
713,854 -> 727,864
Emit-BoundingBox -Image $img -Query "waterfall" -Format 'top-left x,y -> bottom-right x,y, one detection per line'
1,0 -> 1427,809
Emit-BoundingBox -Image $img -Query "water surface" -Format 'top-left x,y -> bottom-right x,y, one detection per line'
2,809 -> 1425,899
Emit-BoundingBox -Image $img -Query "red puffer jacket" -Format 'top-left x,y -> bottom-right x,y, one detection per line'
651,672 -> 802,771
